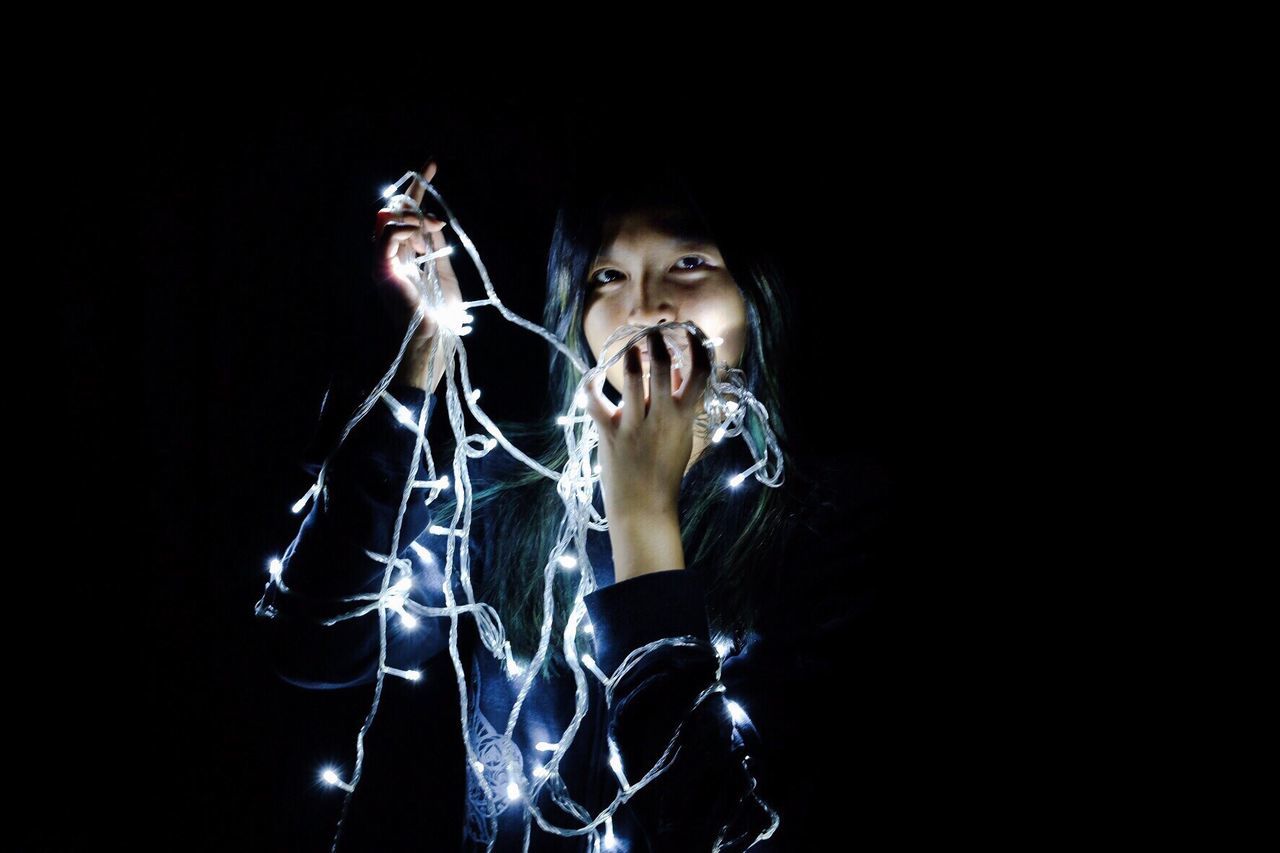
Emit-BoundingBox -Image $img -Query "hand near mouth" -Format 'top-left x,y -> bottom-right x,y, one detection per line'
582,324 -> 713,581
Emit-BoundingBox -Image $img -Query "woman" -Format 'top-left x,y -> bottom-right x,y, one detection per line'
255,151 -> 895,851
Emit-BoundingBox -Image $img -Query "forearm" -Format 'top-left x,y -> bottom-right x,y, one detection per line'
393,335 -> 448,393
608,513 -> 684,583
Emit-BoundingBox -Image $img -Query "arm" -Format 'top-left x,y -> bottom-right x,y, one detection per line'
583,569 -> 777,852
253,382 -> 475,690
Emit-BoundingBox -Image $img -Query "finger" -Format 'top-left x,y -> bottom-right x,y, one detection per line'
376,222 -> 432,272
377,206 -> 446,236
426,227 -> 461,300
379,222 -> 429,265
675,326 -> 713,409
408,158 -> 436,206
620,343 -> 646,430
647,328 -> 672,407
581,370 -> 617,432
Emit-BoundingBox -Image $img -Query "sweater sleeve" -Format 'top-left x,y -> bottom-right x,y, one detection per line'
582,569 -> 777,851
253,382 -> 480,690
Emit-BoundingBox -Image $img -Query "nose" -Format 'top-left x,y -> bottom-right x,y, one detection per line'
626,274 -> 676,329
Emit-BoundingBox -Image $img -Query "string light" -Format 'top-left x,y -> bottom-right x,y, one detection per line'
412,475 -> 450,490
256,169 -> 783,851
384,592 -> 418,629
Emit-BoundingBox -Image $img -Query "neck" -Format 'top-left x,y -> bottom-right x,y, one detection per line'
684,429 -> 710,479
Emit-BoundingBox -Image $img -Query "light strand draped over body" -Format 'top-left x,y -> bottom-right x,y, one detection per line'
255,170 -> 785,852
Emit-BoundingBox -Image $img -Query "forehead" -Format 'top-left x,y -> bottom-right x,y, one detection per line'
597,206 -> 715,257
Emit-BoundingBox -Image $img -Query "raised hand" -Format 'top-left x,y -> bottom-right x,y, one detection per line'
371,158 -> 463,393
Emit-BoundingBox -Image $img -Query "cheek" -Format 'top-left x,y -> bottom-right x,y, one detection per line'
691,288 -> 748,358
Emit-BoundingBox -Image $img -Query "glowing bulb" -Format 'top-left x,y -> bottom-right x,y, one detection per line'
725,401 -> 739,413
593,464 -> 602,474
608,743 -> 623,775
385,593 -> 418,629
291,483 -> 318,514
395,405 -> 416,427
710,336 -> 724,347
582,653 -> 596,669
558,554 -> 578,569
715,637 -> 733,658
557,415 -> 573,425
507,781 -> 521,801
268,558 -> 283,580
582,620 -> 594,635
382,184 -> 397,198
712,426 -> 727,443
458,325 -> 473,336
409,541 -> 436,562
392,577 -> 412,593
382,665 -> 422,682
438,303 -> 471,333
472,759 -> 486,774
729,472 -> 746,488
604,816 -> 618,849
484,438 -> 497,451
468,388 -> 481,403
532,764 -> 548,779
506,657 -> 525,677
575,390 -> 588,409
320,767 -> 352,791
726,700 -> 748,725
535,741 -> 557,752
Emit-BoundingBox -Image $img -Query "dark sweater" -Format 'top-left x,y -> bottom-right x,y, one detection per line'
254,383 -> 901,851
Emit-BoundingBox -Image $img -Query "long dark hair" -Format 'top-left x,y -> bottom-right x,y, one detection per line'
436,149 -> 812,678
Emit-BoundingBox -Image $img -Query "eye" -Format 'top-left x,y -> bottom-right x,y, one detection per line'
673,255 -> 711,272
588,268 -> 622,288
588,256 -> 713,288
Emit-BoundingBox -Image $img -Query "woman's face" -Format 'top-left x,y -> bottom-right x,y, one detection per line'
582,204 -> 747,398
